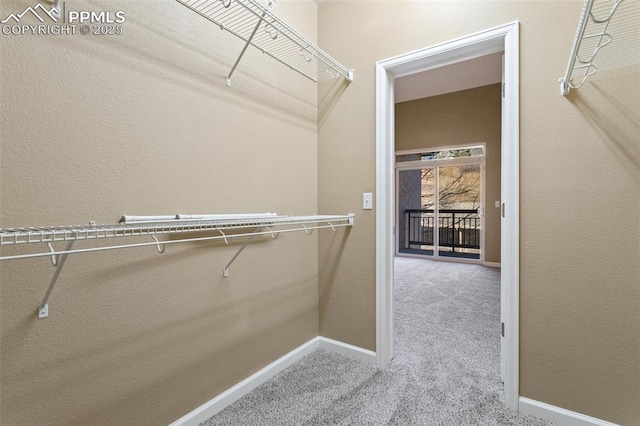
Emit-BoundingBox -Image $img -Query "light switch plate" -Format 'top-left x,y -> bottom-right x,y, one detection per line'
495,201 -> 501,208
363,193 -> 373,210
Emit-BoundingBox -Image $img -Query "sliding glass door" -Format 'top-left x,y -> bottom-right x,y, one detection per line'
437,165 -> 481,259
398,168 -> 436,255
396,146 -> 484,261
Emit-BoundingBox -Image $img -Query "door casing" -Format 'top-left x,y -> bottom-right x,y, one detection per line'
375,21 -> 520,410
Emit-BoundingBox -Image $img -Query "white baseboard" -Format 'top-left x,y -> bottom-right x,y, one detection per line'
170,338 -> 319,426
519,397 -> 618,426
170,336 -> 375,426
483,261 -> 501,268
318,336 -> 377,364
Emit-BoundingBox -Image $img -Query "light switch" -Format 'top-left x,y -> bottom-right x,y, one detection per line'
363,193 -> 373,210
495,201 -> 501,208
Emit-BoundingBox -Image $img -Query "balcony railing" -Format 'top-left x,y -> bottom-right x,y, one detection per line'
403,209 -> 480,254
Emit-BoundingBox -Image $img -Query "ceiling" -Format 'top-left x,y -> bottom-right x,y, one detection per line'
394,52 -> 503,103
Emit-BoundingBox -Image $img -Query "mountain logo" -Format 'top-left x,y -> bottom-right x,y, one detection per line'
1,3 -> 59,24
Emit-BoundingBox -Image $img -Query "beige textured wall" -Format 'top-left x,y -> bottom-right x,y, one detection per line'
0,0 -> 319,424
318,1 -> 639,424
395,84 -> 502,263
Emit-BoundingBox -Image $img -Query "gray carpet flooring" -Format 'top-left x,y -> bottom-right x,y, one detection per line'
202,257 -> 554,425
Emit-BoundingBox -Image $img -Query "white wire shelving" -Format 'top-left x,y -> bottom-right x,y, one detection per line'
560,0 -> 638,96
175,0 -> 353,86
0,213 -> 354,319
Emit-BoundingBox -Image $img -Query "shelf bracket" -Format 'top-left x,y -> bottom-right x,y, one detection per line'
227,9 -> 267,86
38,240 -> 74,319
223,227 -> 261,277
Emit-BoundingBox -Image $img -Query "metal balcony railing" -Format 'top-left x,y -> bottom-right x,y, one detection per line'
404,209 -> 480,252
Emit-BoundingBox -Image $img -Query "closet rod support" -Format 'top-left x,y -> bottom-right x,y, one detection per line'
47,242 -> 58,266
152,235 -> 166,253
223,227 -> 261,277
227,9 -> 267,86
218,229 -> 231,244
38,240 -> 74,319
265,226 -> 279,239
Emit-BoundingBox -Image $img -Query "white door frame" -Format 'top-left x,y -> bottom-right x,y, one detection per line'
375,22 -> 520,410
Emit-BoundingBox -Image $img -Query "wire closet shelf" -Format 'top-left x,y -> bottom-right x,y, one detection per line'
559,0 -> 638,95
0,213 -> 354,319
175,0 -> 353,86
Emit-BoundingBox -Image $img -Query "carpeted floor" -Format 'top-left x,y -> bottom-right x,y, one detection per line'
202,257 -> 554,425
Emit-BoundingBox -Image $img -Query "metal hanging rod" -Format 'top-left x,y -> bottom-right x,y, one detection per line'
559,0 -> 637,96
175,0 -> 354,86
0,213 -> 355,319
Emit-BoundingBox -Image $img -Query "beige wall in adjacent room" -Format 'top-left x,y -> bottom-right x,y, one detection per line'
395,84 -> 502,263
0,0 -> 321,424
318,1 -> 639,424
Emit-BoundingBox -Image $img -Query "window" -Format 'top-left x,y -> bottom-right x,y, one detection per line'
396,146 -> 484,163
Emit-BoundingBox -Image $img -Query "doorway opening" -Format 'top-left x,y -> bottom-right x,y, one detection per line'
375,22 -> 520,410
